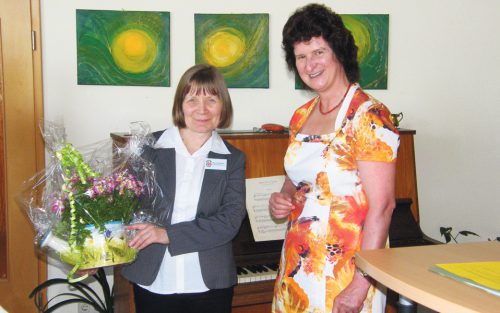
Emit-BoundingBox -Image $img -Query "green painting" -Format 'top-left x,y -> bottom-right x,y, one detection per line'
77,10 -> 170,87
296,14 -> 389,90
195,14 -> 269,88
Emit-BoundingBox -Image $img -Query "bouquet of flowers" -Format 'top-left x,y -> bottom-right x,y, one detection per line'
20,121 -> 160,280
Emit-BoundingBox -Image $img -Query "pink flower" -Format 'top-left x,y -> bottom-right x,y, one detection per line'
51,198 -> 65,216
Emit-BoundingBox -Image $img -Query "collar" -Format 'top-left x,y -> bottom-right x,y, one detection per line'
154,127 -> 230,155
211,130 -> 231,155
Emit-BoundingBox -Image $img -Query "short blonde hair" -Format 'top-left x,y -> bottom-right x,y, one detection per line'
172,64 -> 233,129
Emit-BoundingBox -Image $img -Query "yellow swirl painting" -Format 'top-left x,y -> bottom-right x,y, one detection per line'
111,29 -> 157,74
77,10 -> 170,87
195,14 -> 269,88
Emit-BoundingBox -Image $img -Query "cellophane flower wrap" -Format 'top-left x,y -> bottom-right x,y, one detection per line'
21,121 -> 160,280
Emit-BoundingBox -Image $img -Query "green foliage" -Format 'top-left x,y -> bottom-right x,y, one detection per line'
29,268 -> 113,313
439,226 -> 480,243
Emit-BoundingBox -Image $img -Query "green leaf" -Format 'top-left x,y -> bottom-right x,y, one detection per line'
94,268 -> 113,310
440,227 -> 452,243
29,274 -> 112,312
29,278 -> 72,297
43,298 -> 103,313
458,230 -> 480,237
439,227 -> 452,235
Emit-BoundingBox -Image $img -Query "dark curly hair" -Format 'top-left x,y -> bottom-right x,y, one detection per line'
282,3 -> 360,84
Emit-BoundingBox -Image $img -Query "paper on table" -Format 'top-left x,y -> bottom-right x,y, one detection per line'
429,261 -> 500,297
245,175 -> 287,242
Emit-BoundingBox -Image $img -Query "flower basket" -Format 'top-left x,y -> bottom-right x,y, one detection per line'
41,220 -> 137,270
20,121 -> 159,281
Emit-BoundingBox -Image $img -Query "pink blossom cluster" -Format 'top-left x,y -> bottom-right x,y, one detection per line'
88,169 -> 144,198
50,169 -> 144,215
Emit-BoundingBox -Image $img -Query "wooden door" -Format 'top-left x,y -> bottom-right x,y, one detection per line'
0,0 -> 44,311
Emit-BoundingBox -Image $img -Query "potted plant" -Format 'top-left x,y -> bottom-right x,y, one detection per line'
439,226 -> 479,243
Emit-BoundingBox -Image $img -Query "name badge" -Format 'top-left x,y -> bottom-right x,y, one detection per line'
205,158 -> 227,170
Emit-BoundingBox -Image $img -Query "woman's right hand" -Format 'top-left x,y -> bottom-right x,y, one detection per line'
269,192 -> 294,219
75,268 -> 98,277
127,223 -> 169,250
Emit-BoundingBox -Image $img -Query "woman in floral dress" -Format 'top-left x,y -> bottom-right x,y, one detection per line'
269,4 -> 399,313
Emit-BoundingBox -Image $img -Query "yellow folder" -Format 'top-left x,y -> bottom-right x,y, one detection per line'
430,261 -> 500,296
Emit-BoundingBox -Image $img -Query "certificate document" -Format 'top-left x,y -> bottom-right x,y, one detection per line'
245,175 -> 287,242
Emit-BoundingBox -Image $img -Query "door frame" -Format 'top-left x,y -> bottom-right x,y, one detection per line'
0,0 -> 44,311
31,0 -> 46,289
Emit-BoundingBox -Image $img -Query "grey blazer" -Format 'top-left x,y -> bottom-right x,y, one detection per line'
121,131 -> 246,289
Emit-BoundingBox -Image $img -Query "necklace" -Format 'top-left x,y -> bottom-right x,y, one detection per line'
318,83 -> 352,115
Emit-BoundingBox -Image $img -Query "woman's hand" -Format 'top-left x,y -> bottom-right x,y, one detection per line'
269,192 -> 294,219
269,176 -> 296,219
127,223 -> 169,250
75,268 -> 98,277
331,273 -> 371,313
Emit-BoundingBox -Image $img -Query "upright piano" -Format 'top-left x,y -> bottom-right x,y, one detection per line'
112,129 -> 436,313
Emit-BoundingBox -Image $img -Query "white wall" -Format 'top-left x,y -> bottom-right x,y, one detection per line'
41,0 -> 500,296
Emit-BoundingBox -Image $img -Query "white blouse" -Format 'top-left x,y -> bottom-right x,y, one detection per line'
140,127 -> 230,294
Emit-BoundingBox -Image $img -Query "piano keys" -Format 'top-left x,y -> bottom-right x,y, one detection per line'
237,263 -> 278,284
232,213 -> 282,286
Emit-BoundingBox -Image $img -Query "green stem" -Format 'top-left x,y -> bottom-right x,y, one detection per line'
56,143 -> 100,249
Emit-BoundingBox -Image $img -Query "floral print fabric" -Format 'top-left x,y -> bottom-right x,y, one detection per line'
272,84 -> 399,313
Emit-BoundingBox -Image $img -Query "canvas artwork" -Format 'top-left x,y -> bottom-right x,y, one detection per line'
77,10 -> 170,87
195,14 -> 269,88
296,14 -> 389,90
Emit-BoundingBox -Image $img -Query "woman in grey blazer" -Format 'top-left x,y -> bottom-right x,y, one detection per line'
122,64 -> 246,313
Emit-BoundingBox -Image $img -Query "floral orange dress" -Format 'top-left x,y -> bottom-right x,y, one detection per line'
272,84 -> 400,313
